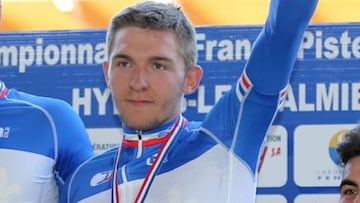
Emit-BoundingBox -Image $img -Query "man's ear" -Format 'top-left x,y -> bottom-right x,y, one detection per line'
183,65 -> 203,95
103,61 -> 110,88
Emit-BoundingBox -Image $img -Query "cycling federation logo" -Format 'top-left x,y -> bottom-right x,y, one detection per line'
328,129 -> 348,166
90,170 -> 113,186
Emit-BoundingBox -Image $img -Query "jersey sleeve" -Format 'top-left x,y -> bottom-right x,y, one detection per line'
201,0 -> 318,173
39,97 -> 95,191
245,0 -> 318,94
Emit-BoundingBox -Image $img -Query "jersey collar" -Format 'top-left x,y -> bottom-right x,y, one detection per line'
123,116 -> 180,141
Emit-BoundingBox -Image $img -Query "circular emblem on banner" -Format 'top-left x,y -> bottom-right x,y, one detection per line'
328,129 -> 348,166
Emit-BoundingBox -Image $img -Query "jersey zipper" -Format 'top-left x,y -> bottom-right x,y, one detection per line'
136,130 -> 143,158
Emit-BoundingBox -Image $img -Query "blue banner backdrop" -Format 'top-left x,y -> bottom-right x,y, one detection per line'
2,23 -> 360,202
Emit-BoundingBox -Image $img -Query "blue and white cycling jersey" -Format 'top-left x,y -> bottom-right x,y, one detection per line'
65,0 -> 318,202
66,75 -> 286,203
0,81 -> 94,203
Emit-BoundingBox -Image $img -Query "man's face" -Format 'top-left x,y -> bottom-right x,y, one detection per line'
103,26 -> 190,130
339,156 -> 360,203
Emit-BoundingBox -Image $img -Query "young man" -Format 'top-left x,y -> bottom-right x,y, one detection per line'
65,0 -> 318,202
337,125 -> 360,203
0,1 -> 94,202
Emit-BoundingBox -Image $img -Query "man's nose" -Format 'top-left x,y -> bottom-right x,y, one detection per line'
130,68 -> 149,91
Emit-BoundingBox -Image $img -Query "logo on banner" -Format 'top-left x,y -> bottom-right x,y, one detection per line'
293,124 -> 352,187
328,129 -> 348,166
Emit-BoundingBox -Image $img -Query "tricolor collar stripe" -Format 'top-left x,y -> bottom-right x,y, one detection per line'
122,135 -> 171,147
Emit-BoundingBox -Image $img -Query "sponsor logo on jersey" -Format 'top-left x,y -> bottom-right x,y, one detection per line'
0,127 -> 10,138
90,170 -> 113,186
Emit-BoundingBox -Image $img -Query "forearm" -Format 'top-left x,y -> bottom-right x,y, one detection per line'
245,0 -> 318,94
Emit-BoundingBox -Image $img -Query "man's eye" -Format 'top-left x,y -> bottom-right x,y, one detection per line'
342,188 -> 358,195
118,61 -> 130,68
153,63 -> 165,70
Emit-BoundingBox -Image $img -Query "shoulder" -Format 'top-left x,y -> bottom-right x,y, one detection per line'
76,147 -> 118,170
8,90 -> 82,125
184,121 -> 202,131
69,147 -> 118,187
66,149 -> 118,203
8,89 -> 73,112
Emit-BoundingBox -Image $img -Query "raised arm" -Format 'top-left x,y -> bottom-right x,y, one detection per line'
201,0 -> 319,176
245,0 -> 318,94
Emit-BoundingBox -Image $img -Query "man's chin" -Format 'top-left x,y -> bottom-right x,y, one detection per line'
122,118 -> 158,131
